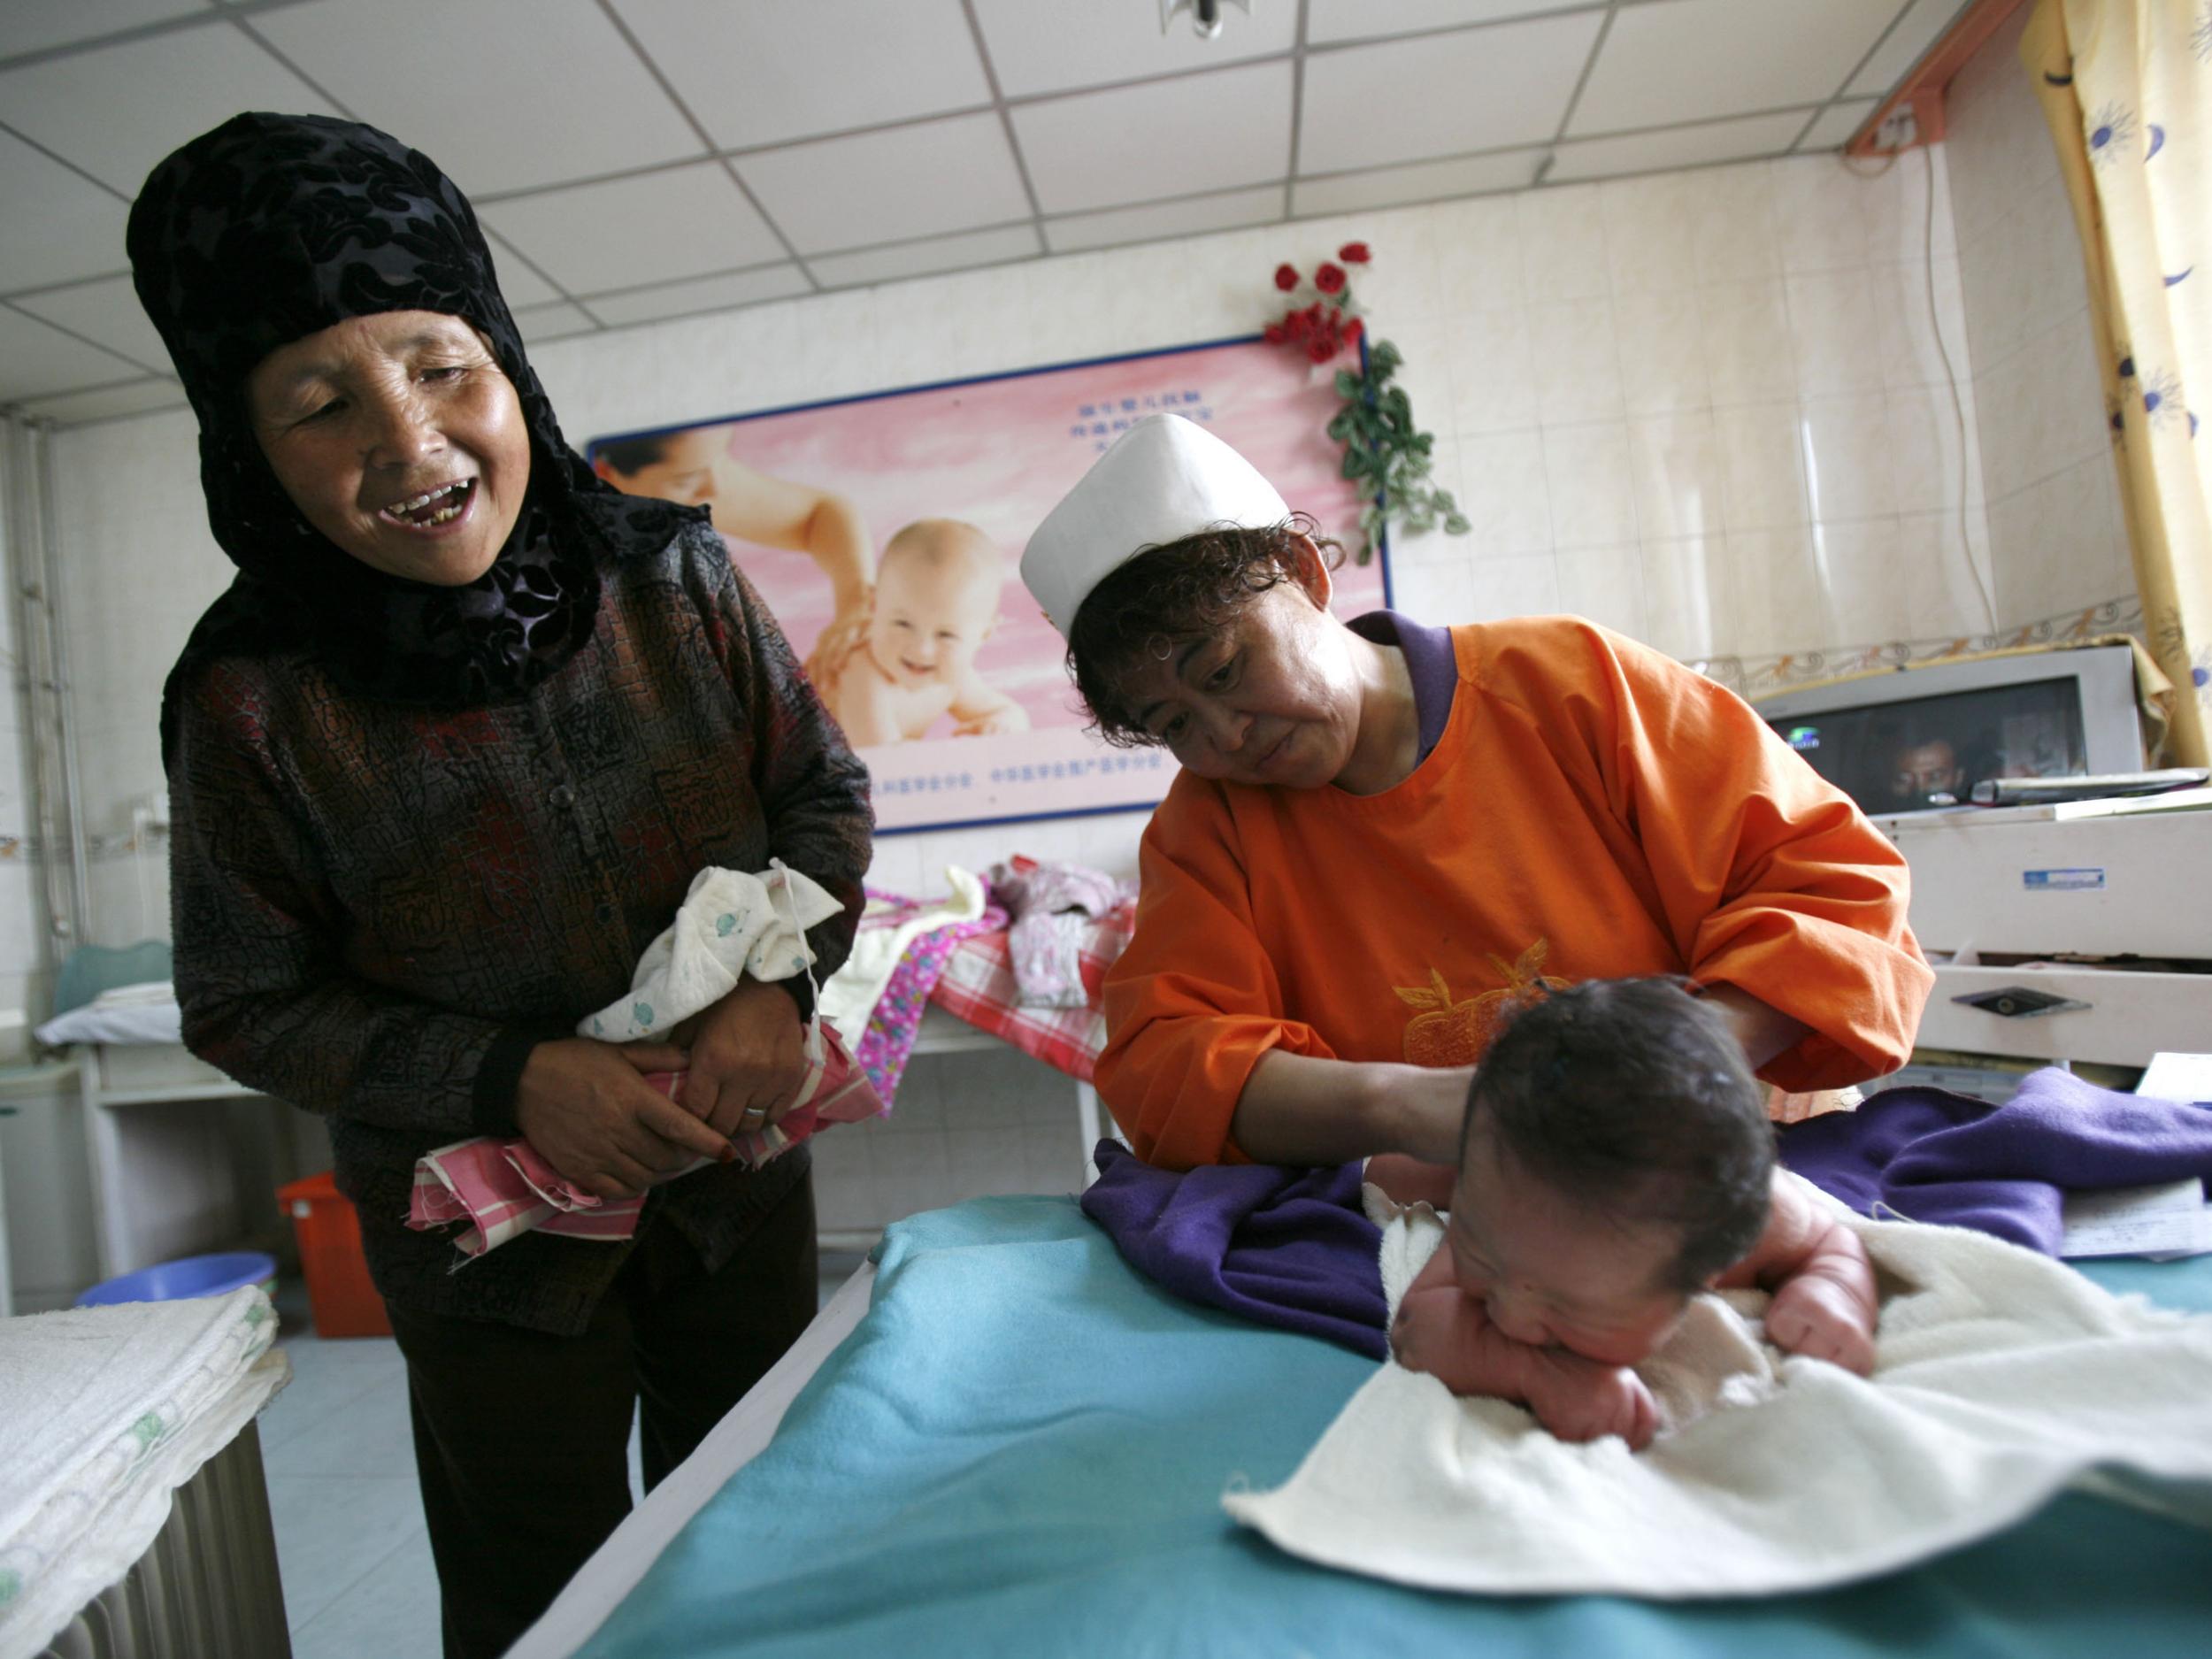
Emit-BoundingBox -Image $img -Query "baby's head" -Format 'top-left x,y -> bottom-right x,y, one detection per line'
591,428 -> 724,507
1447,978 -> 1773,1366
869,519 -> 1003,687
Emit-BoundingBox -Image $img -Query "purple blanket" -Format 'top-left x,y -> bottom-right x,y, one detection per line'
1778,1068 -> 2212,1253
1079,1141 -> 1388,1358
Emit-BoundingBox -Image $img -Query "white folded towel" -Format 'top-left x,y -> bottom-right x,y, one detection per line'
0,1288 -> 288,1659
1223,1175 -> 2212,1599
580,864 -> 843,1043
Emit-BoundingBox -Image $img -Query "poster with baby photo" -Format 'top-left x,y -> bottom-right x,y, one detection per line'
587,335 -> 1390,833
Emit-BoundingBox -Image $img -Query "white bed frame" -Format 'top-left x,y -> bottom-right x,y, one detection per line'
505,1261 -> 879,1659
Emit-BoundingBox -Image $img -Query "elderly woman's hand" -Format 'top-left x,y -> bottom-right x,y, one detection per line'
514,1038 -> 735,1201
671,980 -> 808,1141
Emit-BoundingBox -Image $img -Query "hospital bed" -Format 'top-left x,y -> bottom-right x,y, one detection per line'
510,1194 -> 2212,1659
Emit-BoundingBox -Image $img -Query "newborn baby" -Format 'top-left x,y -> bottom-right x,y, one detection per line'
1379,978 -> 1877,1450
829,518 -> 1028,744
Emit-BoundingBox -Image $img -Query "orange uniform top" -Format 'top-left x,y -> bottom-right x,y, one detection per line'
1096,617 -> 1932,1170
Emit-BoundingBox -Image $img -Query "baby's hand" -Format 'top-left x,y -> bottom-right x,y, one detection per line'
953,705 -> 1025,737
1525,1353 -> 1659,1450
1766,1272 -> 1877,1376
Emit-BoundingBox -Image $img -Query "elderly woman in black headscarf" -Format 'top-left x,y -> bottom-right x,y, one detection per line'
130,112 -> 872,1656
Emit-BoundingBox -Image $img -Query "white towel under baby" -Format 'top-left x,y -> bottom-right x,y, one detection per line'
0,1288 -> 288,1659
1222,1174 -> 2212,1599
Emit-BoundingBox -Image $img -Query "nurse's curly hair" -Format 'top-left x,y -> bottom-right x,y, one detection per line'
1064,515 -> 1343,747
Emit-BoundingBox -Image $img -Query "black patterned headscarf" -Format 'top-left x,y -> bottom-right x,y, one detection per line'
131,111 -> 696,752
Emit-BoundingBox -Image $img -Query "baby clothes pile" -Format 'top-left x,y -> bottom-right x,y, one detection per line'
987,856 -> 1136,1008
1223,1176 -> 2212,1597
0,1288 -> 286,1659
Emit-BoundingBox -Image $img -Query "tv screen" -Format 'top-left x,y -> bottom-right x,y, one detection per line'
1766,677 -> 2089,814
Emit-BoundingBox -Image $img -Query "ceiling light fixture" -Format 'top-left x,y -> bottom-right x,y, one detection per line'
1159,0 -> 1253,42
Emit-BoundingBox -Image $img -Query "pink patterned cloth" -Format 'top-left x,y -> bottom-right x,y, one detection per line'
929,898 -> 1138,1082
407,1022 -> 882,1261
989,857 -> 1136,1007
854,888 -> 1007,1101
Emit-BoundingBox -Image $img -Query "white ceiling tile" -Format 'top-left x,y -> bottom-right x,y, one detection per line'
1850,0 -> 1973,99
1799,99 -> 1882,152
611,0 -> 990,150
1547,109 -> 1810,183
0,129 -> 132,292
481,163 -> 785,296
1014,59 -> 1292,216
1301,13 -> 1601,174
481,232 -> 561,307
584,264 -> 811,326
1307,0 -> 1594,45
1293,149 -> 1543,216
1571,0 -> 1893,137
735,112 -> 1030,254
251,0 -> 703,197
511,301 -> 598,345
0,24 -> 334,195
810,223 -> 1040,289
12,273 -> 170,370
13,374 -> 188,425
1044,185 -> 1282,254
0,0 -> 210,60
0,304 -> 143,400
971,0 -> 1296,97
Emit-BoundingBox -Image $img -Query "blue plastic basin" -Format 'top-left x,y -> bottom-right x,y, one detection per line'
74,1250 -> 277,1309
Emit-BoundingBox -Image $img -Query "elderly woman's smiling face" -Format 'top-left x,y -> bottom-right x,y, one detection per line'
246,309 -> 530,586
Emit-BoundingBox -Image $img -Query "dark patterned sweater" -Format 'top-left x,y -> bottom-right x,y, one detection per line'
166,522 -> 872,1333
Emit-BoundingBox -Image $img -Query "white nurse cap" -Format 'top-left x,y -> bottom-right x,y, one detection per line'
1020,413 -> 1289,636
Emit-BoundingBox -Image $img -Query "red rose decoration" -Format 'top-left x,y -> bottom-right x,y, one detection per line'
1314,263 -> 1346,295
1338,242 -> 1371,265
1273,263 -> 1299,291
1343,317 -> 1364,346
1263,323 -> 1287,345
1307,334 -> 1337,363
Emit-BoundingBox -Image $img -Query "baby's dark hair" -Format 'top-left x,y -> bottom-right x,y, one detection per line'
591,434 -> 670,475
1064,516 -> 1341,747
1461,978 -> 1774,1294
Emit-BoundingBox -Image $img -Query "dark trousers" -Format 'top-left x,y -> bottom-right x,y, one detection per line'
385,1174 -> 818,1659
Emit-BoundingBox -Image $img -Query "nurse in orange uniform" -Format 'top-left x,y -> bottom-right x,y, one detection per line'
1019,415 -> 1932,1177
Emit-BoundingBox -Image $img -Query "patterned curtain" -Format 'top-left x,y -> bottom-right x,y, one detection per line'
2022,0 -> 2211,764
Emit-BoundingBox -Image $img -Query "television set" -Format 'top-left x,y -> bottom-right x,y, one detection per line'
1753,645 -> 2146,819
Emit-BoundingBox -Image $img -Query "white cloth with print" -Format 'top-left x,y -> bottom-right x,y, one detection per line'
816,866 -> 987,1040
0,1288 -> 288,1659
580,864 -> 843,1042
1221,1175 -> 2212,1599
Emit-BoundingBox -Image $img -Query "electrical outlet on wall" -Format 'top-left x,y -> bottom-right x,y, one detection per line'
1877,107 -> 1919,150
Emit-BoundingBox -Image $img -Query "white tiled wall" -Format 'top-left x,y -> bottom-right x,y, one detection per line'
22,141 -> 2045,1242
1944,4 -> 2133,627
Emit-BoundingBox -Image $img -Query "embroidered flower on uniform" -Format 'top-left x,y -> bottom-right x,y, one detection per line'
2085,103 -> 2137,166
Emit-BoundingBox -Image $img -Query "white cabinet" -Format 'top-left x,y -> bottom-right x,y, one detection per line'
1880,790 -> 2212,1069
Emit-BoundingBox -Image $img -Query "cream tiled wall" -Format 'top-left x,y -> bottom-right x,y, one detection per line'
20,145 -> 2002,1249
1944,4 -> 2133,628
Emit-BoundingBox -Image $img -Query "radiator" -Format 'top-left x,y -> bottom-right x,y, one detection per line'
36,1420 -> 291,1659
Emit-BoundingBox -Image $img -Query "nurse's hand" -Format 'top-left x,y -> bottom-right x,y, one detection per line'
671,979 -> 807,1141
514,1037 -> 735,1201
